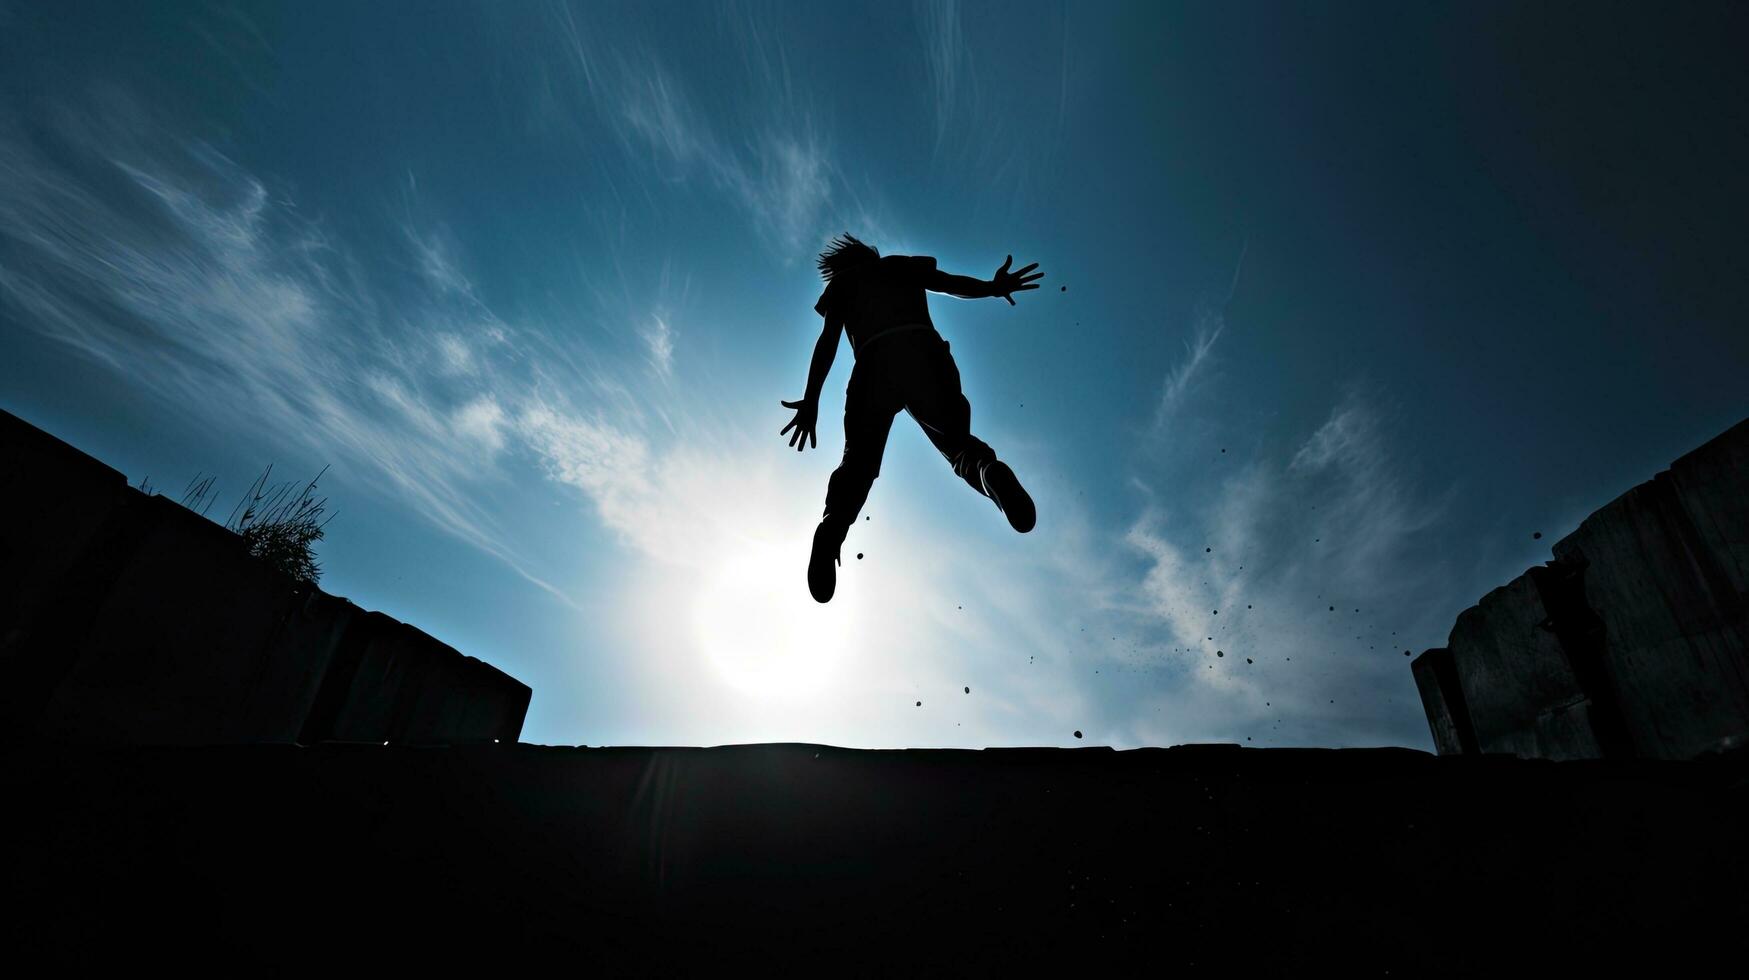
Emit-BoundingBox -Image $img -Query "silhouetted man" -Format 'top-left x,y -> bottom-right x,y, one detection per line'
782,234 -> 1044,603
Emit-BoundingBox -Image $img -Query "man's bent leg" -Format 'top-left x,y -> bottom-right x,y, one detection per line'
899,339 -> 995,494
903,338 -> 1034,532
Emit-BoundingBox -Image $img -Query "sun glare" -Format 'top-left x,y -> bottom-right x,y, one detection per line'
692,541 -> 860,699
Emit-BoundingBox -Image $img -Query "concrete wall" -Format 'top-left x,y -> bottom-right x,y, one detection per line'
0,409 -> 531,745
1415,418 -> 1749,759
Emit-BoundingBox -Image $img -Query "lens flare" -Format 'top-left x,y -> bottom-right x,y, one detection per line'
692,541 -> 859,699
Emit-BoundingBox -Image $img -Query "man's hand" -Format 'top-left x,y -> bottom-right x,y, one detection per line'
780,397 -> 819,451
991,255 -> 1044,305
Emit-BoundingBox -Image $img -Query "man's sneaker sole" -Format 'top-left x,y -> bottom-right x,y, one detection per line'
983,462 -> 1036,533
808,523 -> 841,603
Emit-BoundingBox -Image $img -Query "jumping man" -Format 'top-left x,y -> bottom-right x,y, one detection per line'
781,234 -> 1044,603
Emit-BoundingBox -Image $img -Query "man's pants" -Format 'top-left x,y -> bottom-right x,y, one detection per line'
821,329 -> 998,530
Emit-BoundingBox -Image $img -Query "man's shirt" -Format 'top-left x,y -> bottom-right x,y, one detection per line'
814,254 -> 938,354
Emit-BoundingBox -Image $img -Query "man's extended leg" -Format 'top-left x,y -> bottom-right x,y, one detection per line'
811,365 -> 900,602
901,336 -> 1035,533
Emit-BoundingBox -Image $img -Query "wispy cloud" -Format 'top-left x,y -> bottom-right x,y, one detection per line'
1155,311 -> 1225,422
1154,240 -> 1246,426
910,0 -> 1071,222
0,94 -> 664,606
544,1 -> 834,255
641,314 -> 674,376
916,0 -> 966,151
1116,389 -> 1451,747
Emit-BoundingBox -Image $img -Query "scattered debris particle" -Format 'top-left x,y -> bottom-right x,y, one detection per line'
964,686 -> 970,694
1206,547 -> 1212,553
1060,285 -> 1067,292
1329,606 -> 1335,611
857,553 -> 864,559
1216,650 -> 1224,657
1245,658 -> 1253,664
1213,609 -> 1218,615
1403,649 -> 1412,657
915,701 -> 922,707
1533,531 -> 1543,540
1073,730 -> 1083,739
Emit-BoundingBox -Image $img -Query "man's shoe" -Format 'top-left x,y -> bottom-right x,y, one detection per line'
982,461 -> 1036,533
808,522 -> 844,603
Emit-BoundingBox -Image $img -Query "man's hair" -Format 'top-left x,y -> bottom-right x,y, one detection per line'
817,233 -> 879,281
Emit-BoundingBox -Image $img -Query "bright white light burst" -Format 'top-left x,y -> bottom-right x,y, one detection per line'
691,540 -> 862,700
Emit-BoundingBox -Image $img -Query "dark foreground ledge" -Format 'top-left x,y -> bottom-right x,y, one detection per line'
4,742 -> 1746,975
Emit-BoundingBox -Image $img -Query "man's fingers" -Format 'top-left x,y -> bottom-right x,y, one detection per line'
810,430 -> 817,449
781,399 -> 800,408
1019,272 -> 1044,284
1017,283 -> 1038,292
1005,294 -> 1016,305
998,255 -> 1012,274
1014,262 -> 1039,276
781,420 -> 795,435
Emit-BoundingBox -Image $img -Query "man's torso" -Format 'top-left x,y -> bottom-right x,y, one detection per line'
816,254 -> 938,354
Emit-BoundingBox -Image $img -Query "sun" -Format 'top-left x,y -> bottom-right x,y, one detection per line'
691,539 -> 860,700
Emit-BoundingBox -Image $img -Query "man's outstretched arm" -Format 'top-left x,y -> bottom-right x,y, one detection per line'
780,316 -> 843,452
925,255 -> 1044,305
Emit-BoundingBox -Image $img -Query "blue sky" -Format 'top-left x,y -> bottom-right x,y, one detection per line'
4,1 -> 1746,748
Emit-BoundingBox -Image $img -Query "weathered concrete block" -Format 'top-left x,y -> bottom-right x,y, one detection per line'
1422,416 -> 1749,761
33,494 -> 302,744
301,612 -> 530,746
1667,419 -> 1749,598
1446,574 -> 1602,760
241,589 -> 364,743
1410,647 -> 1476,756
1552,470 -> 1749,759
0,410 -> 137,731
0,408 -> 533,746
0,410 -> 132,618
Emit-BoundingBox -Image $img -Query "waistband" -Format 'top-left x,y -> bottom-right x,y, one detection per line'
854,322 -> 936,356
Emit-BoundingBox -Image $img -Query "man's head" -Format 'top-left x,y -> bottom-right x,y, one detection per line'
817,233 -> 879,281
